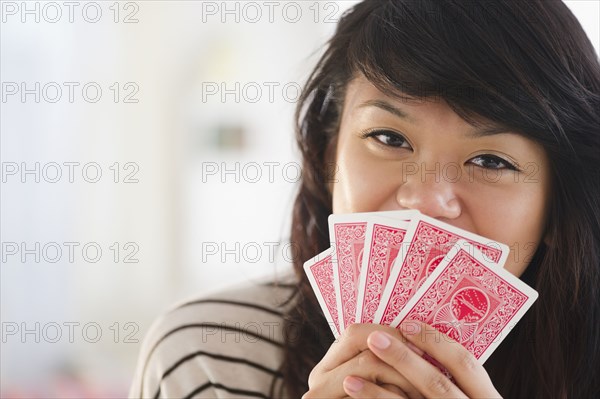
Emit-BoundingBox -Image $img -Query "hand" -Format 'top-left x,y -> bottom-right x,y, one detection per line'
302,323 -> 423,399
342,320 -> 502,398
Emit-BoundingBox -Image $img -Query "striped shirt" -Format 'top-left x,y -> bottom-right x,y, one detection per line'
129,274 -> 298,398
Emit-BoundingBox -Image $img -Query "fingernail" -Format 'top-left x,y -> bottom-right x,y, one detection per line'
406,342 -> 424,356
344,376 -> 364,393
369,331 -> 391,350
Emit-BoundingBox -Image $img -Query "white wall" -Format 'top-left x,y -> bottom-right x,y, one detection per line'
0,1 -> 596,397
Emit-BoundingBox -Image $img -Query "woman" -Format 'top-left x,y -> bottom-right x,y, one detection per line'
131,0 -> 599,397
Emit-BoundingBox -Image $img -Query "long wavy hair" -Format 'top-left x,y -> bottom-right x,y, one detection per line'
277,1 -> 600,398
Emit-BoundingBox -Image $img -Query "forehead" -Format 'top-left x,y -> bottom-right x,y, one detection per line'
343,75 -> 399,112
342,75 -> 512,137
344,75 -> 466,129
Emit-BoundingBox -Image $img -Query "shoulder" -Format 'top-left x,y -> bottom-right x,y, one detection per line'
129,272 -> 298,398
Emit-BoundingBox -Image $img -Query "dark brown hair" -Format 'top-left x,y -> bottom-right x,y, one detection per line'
278,0 -> 600,397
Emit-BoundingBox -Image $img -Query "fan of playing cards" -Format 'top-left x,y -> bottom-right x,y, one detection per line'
304,210 -> 538,365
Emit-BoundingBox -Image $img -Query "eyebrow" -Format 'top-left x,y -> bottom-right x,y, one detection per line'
357,99 -> 513,138
465,125 -> 513,138
358,99 -> 417,124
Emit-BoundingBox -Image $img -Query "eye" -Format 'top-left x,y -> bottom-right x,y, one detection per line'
468,154 -> 519,171
362,129 -> 411,149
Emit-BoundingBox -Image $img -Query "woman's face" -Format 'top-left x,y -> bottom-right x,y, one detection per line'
331,75 -> 551,277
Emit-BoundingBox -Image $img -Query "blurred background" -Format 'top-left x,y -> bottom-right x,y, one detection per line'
1,1 -> 597,397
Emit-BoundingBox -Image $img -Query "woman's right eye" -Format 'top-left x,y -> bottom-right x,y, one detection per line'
363,129 -> 411,149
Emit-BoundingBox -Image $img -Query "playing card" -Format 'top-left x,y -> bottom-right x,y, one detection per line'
329,214 -> 367,331
329,210 -> 417,331
375,214 -> 509,325
355,217 -> 409,324
303,247 -> 340,338
391,240 -> 538,364
366,210 -> 418,222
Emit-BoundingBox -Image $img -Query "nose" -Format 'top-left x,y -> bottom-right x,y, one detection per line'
395,172 -> 462,220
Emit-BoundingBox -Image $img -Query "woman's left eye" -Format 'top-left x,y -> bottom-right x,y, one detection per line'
468,154 -> 518,170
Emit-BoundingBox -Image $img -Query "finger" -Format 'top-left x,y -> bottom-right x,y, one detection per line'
381,383 -> 410,396
367,330 -> 468,399
302,392 -> 352,399
308,349 -> 423,399
318,324 -> 404,371
343,376 -> 408,399
308,324 -> 387,390
346,350 -> 423,399
400,320 -> 501,398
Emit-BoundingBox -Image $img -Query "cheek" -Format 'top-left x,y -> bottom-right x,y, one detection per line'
331,143 -> 397,213
466,186 -> 548,277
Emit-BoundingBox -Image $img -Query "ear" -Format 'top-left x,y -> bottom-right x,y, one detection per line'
542,229 -> 552,246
